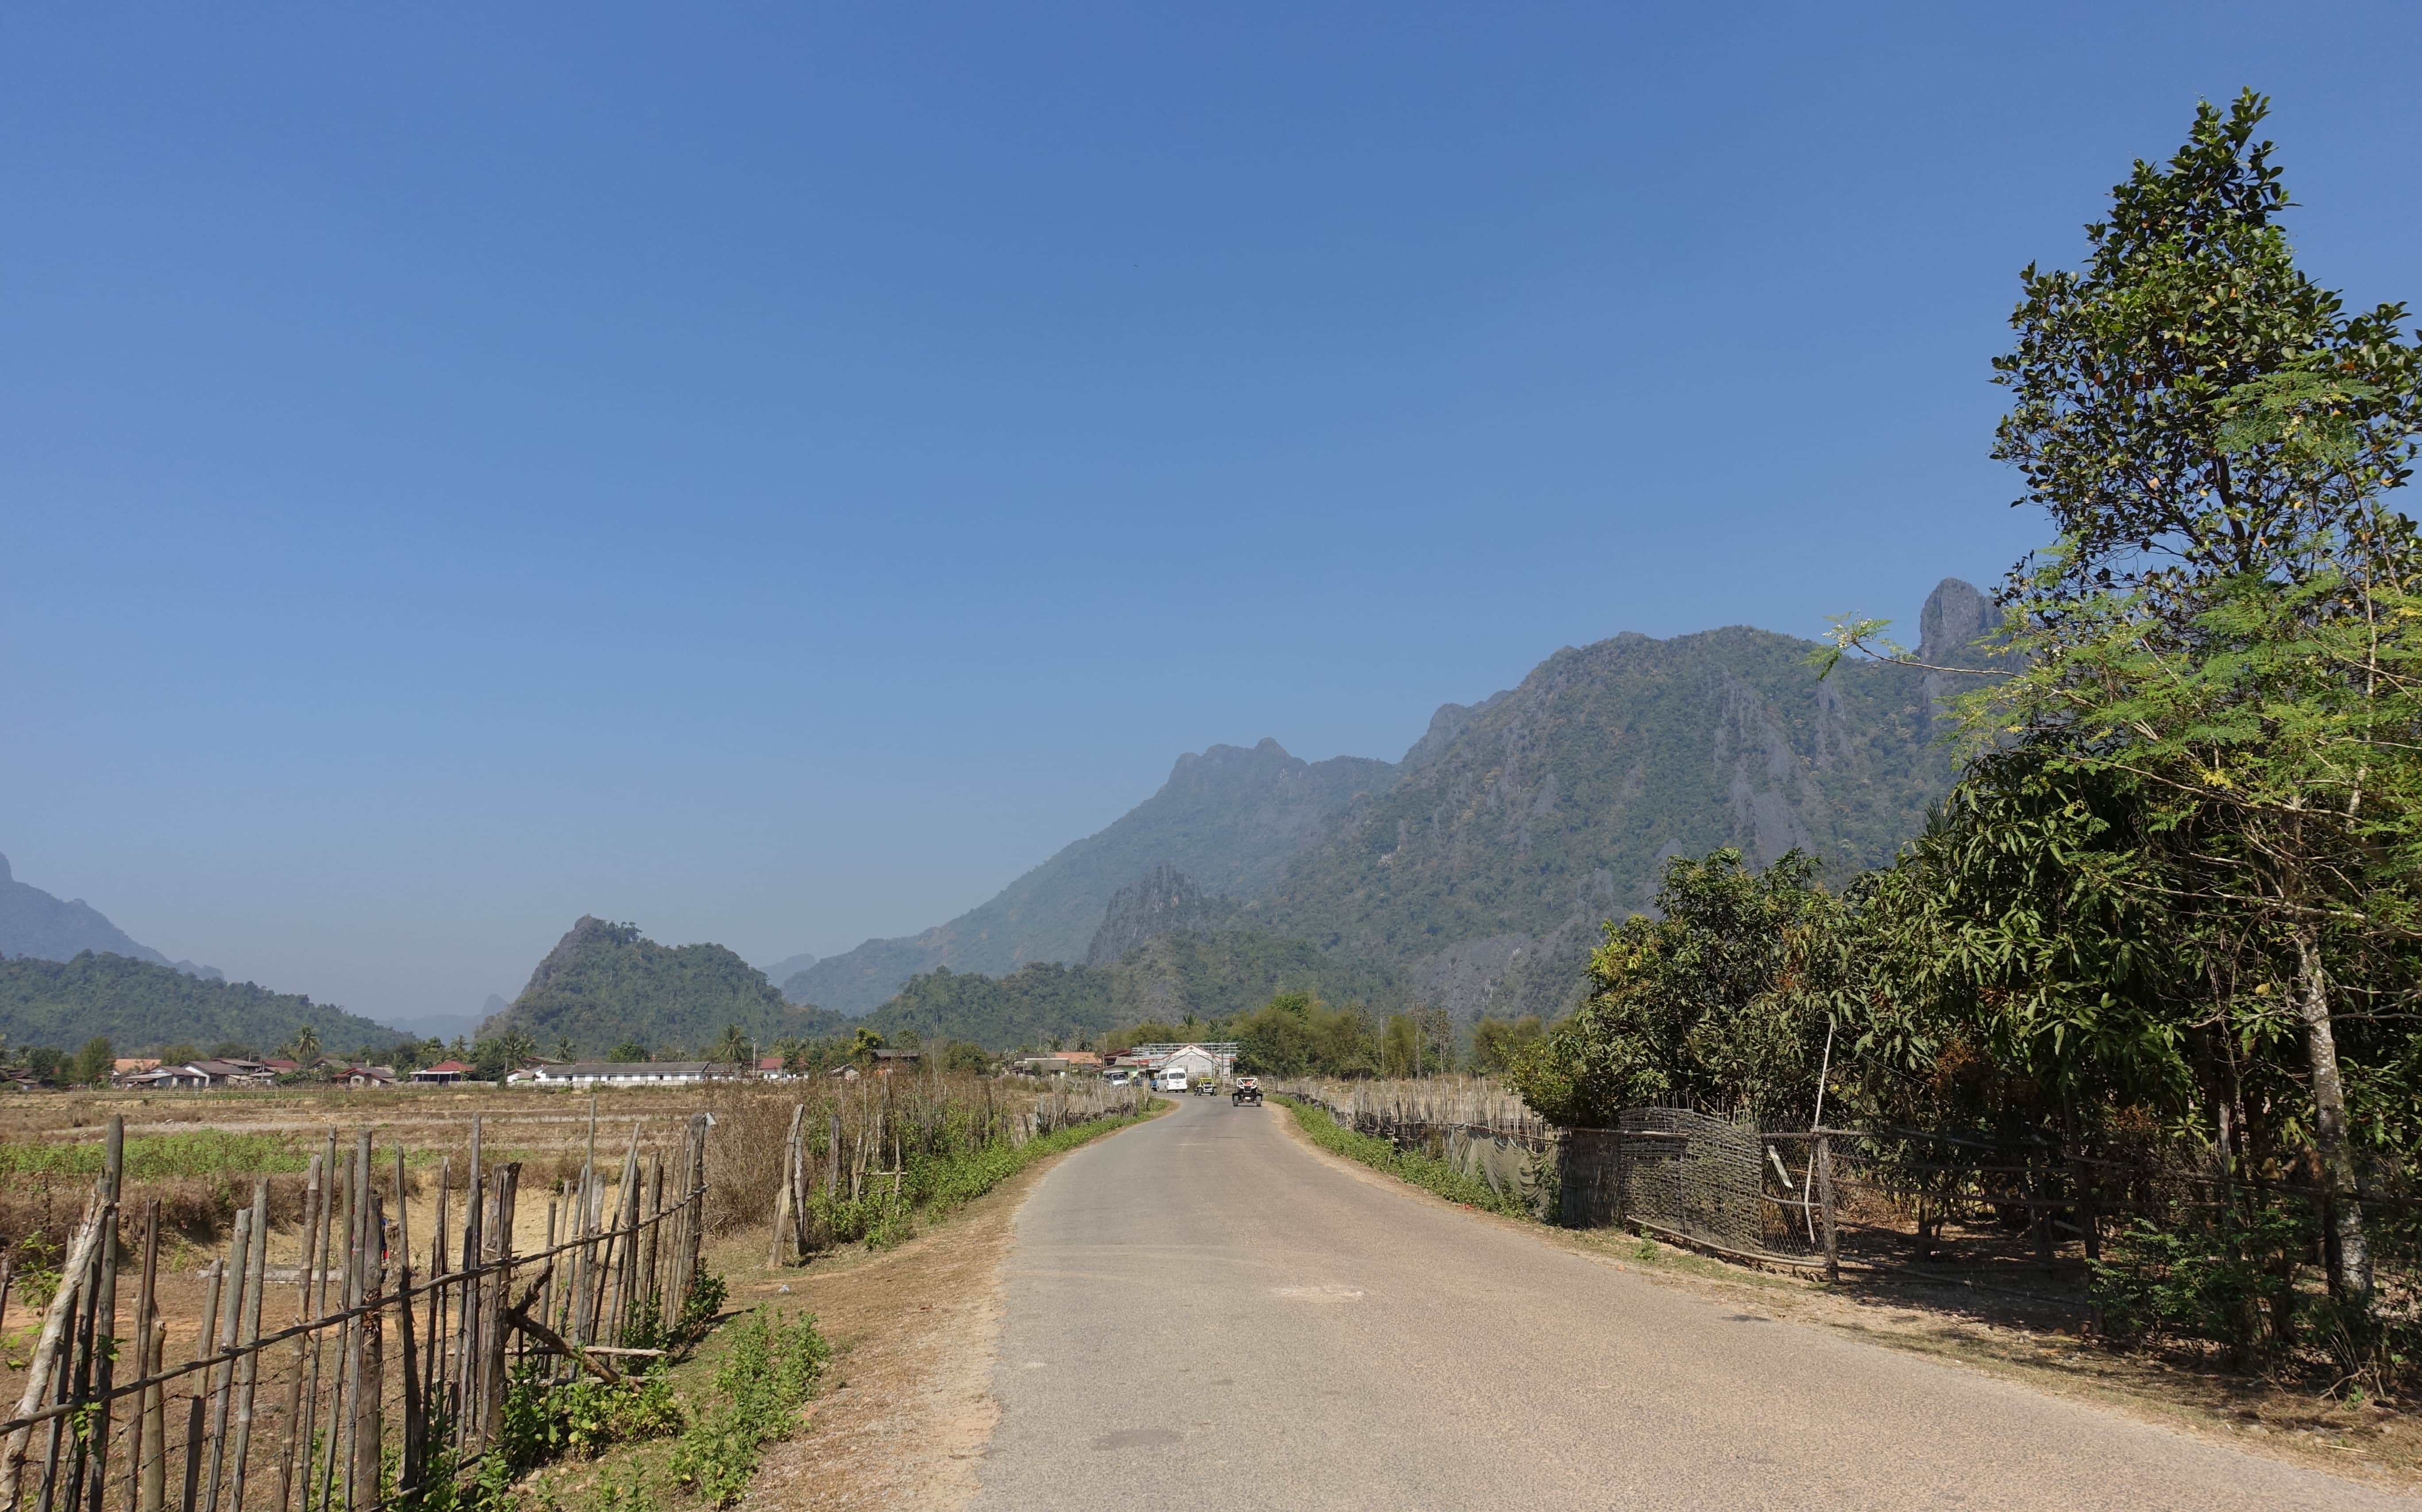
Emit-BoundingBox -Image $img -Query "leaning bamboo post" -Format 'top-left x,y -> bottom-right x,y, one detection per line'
447,1164 -> 481,1470
272,1155 -> 323,1512
456,1120 -> 482,1450
539,1193 -> 559,1377
0,1196 -> 104,1511
564,1175 -> 588,1352
480,1166 -> 518,1446
423,1159 -> 447,1428
139,1317 -> 167,1512
51,1188 -> 108,1512
316,1137 -> 357,1512
225,1183 -> 270,1512
607,1128 -> 639,1341
179,1396 -> 204,1512
327,1143 -> 365,1512
768,1107 -> 801,1268
637,1161 -> 661,1327
187,1260 -> 223,1512
128,1201 -> 161,1512
292,1150 -> 338,1512
200,1206 -> 254,1512
348,1182 -> 382,1512
85,1119 -> 127,1512
392,1146 -> 420,1504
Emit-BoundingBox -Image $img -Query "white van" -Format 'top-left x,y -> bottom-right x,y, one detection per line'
1157,1070 -> 1188,1093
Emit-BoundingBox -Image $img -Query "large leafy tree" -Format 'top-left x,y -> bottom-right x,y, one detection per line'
1836,91 -> 2422,1310
1511,849 -> 1843,1126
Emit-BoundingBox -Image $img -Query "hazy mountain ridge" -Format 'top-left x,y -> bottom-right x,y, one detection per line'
788,739 -> 1398,1013
0,853 -> 222,980
821,578 -> 1984,1038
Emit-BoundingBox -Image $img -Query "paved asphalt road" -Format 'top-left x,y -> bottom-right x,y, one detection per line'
972,1094 -> 2412,1512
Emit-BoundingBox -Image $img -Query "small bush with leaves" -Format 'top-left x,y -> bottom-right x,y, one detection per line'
2090,1203 -> 2307,1360
668,1307 -> 832,1508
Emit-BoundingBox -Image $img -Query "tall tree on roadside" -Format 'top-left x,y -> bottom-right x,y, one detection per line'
1510,849 -> 1843,1126
1835,91 -> 2422,1310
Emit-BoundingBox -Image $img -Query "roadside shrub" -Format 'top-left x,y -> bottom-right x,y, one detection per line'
667,1308 -> 831,1507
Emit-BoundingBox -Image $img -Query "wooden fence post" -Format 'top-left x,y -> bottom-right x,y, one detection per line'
1816,1131 -> 1840,1285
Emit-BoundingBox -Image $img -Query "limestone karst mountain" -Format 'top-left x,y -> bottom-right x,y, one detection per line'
799,579 -> 1989,1030
491,916 -> 848,1057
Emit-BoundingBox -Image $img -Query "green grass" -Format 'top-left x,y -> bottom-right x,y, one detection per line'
1272,1094 -> 1534,1219
810,1098 -> 1166,1249
666,1307 -> 831,1506
0,1130 -> 313,1178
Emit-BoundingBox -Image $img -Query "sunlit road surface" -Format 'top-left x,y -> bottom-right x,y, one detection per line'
972,1094 -> 2410,1512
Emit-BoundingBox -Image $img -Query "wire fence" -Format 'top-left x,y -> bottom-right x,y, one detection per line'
0,1103 -> 712,1512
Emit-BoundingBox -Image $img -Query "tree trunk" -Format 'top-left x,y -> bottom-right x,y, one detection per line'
2291,918 -> 2371,1311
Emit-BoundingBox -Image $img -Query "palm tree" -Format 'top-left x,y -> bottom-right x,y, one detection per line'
713,1023 -> 753,1072
289,1025 -> 322,1065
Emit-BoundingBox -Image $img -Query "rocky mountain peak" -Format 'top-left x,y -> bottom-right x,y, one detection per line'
1086,866 -> 1226,966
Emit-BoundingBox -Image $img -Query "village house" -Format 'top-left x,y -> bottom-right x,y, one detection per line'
522,1061 -> 714,1088
409,1058 -> 475,1085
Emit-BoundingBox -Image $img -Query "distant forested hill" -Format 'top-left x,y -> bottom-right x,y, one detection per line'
864,927 -> 1400,1049
0,953 -> 402,1054
488,916 -> 849,1056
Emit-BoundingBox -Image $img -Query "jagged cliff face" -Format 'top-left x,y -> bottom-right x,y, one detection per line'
1238,583 -> 1980,1024
788,739 -> 1398,1013
1085,865 -> 1226,966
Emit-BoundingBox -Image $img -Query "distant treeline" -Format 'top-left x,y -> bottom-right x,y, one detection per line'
0,952 -> 403,1061
862,928 -> 1401,1052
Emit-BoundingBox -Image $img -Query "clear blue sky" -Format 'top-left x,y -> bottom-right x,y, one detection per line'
5,3 -> 2418,1028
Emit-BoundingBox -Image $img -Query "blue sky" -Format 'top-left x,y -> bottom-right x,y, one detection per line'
5,3 -> 2418,1027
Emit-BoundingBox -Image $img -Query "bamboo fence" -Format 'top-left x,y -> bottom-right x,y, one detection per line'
0,1099 -> 712,1512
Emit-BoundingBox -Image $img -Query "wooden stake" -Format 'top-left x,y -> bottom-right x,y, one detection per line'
0,1198 -> 103,1512
225,1184 -> 269,1512
200,1208 -> 253,1512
